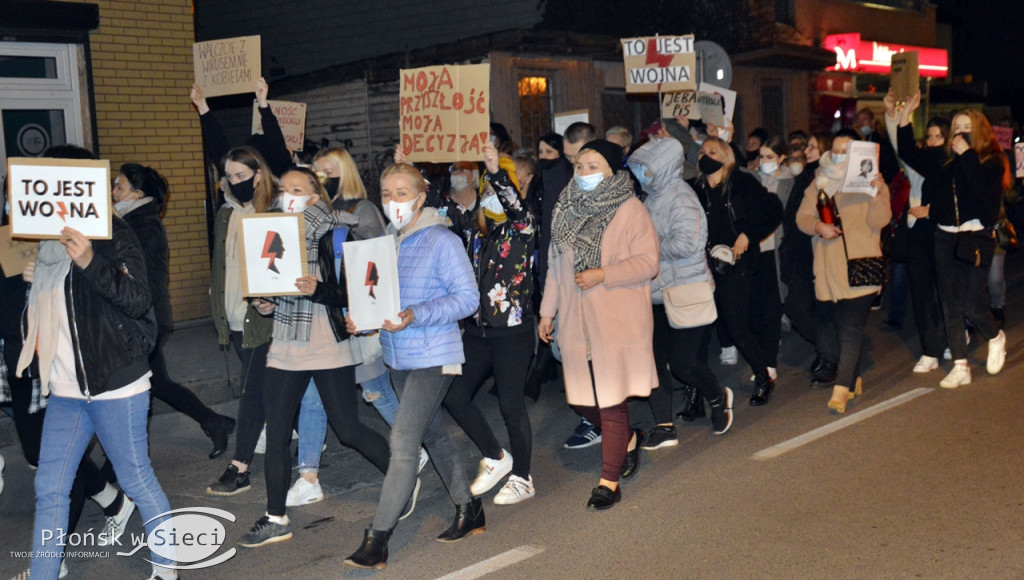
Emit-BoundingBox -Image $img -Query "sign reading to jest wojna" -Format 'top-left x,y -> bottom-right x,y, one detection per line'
622,35 -> 697,93
399,63 -> 490,163
193,35 -> 261,98
6,157 -> 111,240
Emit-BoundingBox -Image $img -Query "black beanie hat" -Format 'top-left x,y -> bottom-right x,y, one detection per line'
579,139 -> 623,171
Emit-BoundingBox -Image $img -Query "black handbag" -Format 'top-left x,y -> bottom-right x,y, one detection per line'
952,182 -> 996,267
846,256 -> 887,287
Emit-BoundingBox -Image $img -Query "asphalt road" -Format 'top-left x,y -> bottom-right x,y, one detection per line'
2,262 -> 1023,579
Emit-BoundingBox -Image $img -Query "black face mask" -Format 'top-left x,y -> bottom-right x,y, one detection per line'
325,177 -> 341,198
746,150 -> 759,163
698,156 -> 725,175
230,175 -> 256,203
538,157 -> 562,170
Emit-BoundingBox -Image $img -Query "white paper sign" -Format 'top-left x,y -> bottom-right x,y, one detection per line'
699,82 -> 737,121
344,235 -> 401,331
240,213 -> 308,297
252,99 -> 307,152
554,110 -> 590,137
6,158 -> 111,239
842,141 -> 881,197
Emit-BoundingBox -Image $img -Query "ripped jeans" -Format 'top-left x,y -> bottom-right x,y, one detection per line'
296,368 -> 398,473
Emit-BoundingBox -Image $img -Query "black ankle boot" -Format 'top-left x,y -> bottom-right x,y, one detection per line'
344,528 -> 391,569
749,371 -> 775,406
810,360 -> 838,387
437,497 -> 485,542
202,414 -> 237,460
675,384 -> 706,422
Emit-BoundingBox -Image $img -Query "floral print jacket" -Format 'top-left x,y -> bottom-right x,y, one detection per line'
471,169 -> 536,332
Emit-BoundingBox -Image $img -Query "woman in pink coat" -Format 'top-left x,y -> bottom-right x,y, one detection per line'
538,139 -> 659,510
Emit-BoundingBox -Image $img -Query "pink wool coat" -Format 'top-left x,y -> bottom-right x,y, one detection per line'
540,197 -> 660,408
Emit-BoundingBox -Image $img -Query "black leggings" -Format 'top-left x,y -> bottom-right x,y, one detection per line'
714,269 -> 768,374
229,331 -> 269,466
648,305 -> 723,424
443,327 -> 534,478
748,250 -> 782,368
148,331 -> 216,427
263,365 -> 389,516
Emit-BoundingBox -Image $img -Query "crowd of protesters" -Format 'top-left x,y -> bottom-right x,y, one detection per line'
0,74 -> 1016,577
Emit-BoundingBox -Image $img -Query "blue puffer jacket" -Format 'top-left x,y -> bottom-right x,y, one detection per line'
380,208 -> 478,370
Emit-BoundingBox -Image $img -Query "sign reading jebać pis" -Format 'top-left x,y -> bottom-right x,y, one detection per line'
6,157 -> 112,240
399,63 -> 490,163
622,35 -> 697,93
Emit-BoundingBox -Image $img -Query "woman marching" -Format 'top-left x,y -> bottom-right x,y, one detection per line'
894,93 -> 1010,387
442,141 -> 537,505
537,140 -> 659,510
796,129 -> 891,413
343,162 -> 480,569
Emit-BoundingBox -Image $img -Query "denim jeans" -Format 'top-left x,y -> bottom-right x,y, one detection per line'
372,367 -> 471,532
33,392 -> 173,577
296,369 -> 398,474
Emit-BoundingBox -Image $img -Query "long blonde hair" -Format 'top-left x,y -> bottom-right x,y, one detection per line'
313,147 -> 367,201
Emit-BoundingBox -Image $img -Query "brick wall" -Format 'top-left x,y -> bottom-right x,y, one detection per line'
71,0 -> 211,322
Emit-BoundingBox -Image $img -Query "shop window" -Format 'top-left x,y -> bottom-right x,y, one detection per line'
518,76 -> 550,151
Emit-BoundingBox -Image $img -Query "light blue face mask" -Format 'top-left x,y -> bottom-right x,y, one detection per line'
576,173 -> 605,192
832,152 -> 848,164
629,164 -> 652,187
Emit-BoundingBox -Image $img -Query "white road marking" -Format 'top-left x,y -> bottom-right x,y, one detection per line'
752,387 -> 934,460
435,545 -> 545,580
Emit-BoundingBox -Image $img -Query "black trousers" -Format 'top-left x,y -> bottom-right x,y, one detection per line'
228,331 -> 269,466
648,305 -> 723,424
148,331 -> 216,427
934,230 -> 999,359
906,221 -> 946,358
3,336 -> 44,466
263,365 -> 389,516
816,294 -> 874,388
749,250 -> 782,368
714,268 -> 768,374
444,326 -> 534,478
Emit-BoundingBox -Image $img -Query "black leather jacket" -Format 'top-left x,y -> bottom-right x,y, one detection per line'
310,228 -> 354,343
62,217 -> 157,398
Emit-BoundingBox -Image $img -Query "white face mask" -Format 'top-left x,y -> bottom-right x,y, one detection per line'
576,173 -> 604,192
832,152 -> 848,164
788,162 -> 804,176
450,174 -> 471,192
281,193 -> 312,213
113,199 -> 135,216
759,161 -> 779,175
388,194 -> 421,230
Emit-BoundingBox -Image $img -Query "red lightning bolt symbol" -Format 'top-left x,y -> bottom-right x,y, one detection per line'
644,38 -> 676,92
56,201 -> 69,222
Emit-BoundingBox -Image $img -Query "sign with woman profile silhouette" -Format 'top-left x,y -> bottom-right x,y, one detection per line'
239,213 -> 308,296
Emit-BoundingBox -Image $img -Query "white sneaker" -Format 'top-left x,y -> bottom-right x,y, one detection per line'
494,475 -> 535,505
399,477 -> 421,520
98,495 -> 136,547
0,454 -> 5,497
719,346 -> 738,366
285,477 -> 324,507
939,364 -> 972,389
987,330 -> 1007,375
470,449 -> 513,496
418,448 -> 429,474
913,355 -> 939,374
254,425 -> 267,454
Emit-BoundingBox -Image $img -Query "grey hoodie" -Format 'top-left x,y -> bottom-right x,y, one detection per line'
628,138 -> 712,303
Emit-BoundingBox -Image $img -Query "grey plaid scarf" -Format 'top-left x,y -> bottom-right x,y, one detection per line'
271,201 -> 355,342
550,171 -> 635,273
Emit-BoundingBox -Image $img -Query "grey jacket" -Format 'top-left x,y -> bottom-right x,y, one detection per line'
629,138 -> 712,304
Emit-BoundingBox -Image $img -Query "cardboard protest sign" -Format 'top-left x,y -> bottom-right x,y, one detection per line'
553,110 -> 590,136
697,92 -> 725,127
193,35 -> 261,98
841,141 -> 881,197
1015,143 -> 1024,178
621,35 -> 697,93
344,236 -> 401,331
661,91 -> 700,120
239,213 -> 308,297
889,51 -> 919,104
699,82 -> 737,121
0,225 -> 38,277
992,126 -> 1014,151
6,158 -> 111,240
252,100 -> 307,152
399,63 -> 490,163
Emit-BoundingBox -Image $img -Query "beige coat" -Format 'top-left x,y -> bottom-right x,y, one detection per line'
796,182 -> 891,302
540,197 -> 660,407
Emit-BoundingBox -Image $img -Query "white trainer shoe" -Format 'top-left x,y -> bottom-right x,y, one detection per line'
494,475 -> 535,505
418,448 -> 429,474
98,494 -> 136,547
285,477 -> 324,507
913,355 -> 939,373
987,330 -> 1007,375
470,449 -> 513,496
719,346 -> 738,366
939,364 -> 972,389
